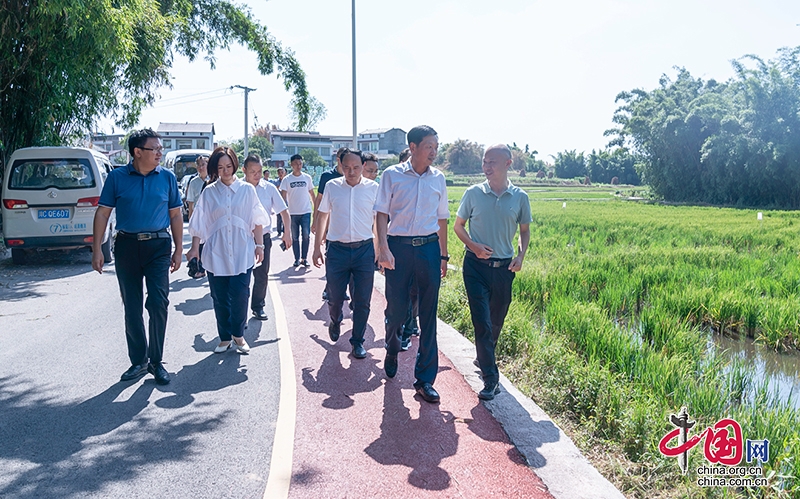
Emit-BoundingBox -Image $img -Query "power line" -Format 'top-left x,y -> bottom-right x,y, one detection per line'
155,87 -> 232,104
150,91 -> 242,109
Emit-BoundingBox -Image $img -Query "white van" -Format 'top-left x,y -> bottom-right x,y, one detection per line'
163,149 -> 212,220
2,147 -> 115,264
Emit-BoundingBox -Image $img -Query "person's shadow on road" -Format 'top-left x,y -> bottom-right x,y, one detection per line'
364,379 -> 458,490
301,324 -> 384,409
0,374 -> 222,499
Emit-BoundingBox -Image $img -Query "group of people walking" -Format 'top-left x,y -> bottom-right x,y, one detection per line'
91,125 -> 531,404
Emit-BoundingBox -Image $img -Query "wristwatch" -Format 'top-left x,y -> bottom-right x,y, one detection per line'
255,244 -> 265,249
441,255 -> 450,262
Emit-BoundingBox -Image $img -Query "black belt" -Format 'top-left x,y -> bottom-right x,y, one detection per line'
389,234 -> 439,247
329,239 -> 372,249
117,230 -> 170,241
466,251 -> 512,268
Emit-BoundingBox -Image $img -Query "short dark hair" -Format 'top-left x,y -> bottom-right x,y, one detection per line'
362,152 -> 378,163
339,148 -> 365,164
128,128 -> 161,155
290,154 -> 303,163
243,153 -> 262,169
207,146 -> 239,181
407,126 -> 437,146
398,148 -> 411,162
336,147 -> 348,160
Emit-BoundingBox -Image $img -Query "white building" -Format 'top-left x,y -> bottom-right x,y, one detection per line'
157,123 -> 215,154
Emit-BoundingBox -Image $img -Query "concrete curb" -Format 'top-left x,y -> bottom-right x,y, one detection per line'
373,272 -> 625,499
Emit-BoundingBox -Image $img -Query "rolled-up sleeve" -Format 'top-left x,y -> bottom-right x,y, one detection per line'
374,171 -> 392,214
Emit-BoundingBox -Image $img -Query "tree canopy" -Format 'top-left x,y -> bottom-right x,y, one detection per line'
0,0 -> 310,174
608,46 -> 800,207
445,139 -> 483,174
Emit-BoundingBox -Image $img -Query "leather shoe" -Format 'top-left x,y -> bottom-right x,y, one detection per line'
147,362 -> 171,385
415,383 -> 440,403
232,338 -> 250,354
120,364 -> 147,382
252,308 -> 268,320
328,321 -> 341,342
478,382 -> 500,400
384,353 -> 398,378
352,343 -> 367,359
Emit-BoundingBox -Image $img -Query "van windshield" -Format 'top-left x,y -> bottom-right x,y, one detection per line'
8,158 -> 95,190
173,155 -> 200,182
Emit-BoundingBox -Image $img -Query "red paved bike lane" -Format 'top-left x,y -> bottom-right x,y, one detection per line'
270,240 -> 554,499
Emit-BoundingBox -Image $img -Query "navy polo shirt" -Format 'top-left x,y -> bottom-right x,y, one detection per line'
99,163 -> 182,233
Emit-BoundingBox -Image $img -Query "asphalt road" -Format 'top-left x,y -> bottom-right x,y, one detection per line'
0,225 -> 280,499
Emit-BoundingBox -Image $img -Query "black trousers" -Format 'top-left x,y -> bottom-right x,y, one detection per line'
384,236 -> 441,387
114,236 -> 171,366
326,241 -> 375,346
251,235 -> 273,310
462,254 -> 515,385
208,269 -> 252,341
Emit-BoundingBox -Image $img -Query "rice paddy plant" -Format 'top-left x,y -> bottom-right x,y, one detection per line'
442,194 -> 800,497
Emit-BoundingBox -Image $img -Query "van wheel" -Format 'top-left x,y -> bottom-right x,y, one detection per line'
11,248 -> 26,265
101,225 -> 114,262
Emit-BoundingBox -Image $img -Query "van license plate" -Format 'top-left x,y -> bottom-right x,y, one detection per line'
38,209 -> 70,219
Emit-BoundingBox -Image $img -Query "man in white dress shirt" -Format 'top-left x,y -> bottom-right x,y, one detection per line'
244,154 -> 292,320
375,125 -> 449,403
312,149 -> 379,359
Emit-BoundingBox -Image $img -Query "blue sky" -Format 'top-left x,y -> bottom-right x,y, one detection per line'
103,0 -> 800,159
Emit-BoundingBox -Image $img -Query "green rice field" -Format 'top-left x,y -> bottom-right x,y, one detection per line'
439,185 -> 800,498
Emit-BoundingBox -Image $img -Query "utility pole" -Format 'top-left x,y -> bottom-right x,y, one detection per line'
232,85 -> 256,157
351,0 -> 357,150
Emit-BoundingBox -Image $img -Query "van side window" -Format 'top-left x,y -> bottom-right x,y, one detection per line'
9,159 -> 96,190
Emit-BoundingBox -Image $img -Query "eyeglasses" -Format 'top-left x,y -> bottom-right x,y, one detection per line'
139,146 -> 164,153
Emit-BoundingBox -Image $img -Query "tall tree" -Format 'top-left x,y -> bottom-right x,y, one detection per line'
553,150 -> 586,179
608,46 -> 800,207
0,0 -> 310,176
289,95 -> 327,131
446,139 -> 483,174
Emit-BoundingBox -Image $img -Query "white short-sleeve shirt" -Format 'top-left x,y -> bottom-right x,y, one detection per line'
319,176 -> 378,243
374,161 -> 449,236
254,179 -> 288,232
188,178 -> 269,276
279,172 -> 313,215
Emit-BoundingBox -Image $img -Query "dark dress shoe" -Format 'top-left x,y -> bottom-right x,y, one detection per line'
478,382 -> 500,400
328,321 -> 341,342
120,364 -> 147,382
416,383 -> 440,403
352,343 -> 367,359
252,308 -> 268,320
384,354 -> 398,378
147,362 -> 171,385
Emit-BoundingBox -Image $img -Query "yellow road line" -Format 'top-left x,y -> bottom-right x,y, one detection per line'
263,279 -> 296,499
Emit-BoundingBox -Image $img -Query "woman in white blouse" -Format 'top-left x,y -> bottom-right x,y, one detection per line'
186,147 -> 269,354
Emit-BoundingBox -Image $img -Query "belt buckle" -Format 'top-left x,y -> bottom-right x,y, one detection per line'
137,233 -> 152,241
411,237 -> 423,247
492,261 -> 503,268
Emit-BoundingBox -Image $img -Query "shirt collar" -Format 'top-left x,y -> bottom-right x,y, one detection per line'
126,162 -> 162,176
401,160 -> 431,176
218,178 -> 243,192
479,180 -> 514,197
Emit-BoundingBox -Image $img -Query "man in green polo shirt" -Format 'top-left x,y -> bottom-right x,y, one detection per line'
453,144 -> 531,400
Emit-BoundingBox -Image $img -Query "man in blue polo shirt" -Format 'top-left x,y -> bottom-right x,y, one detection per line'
92,128 -> 183,385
